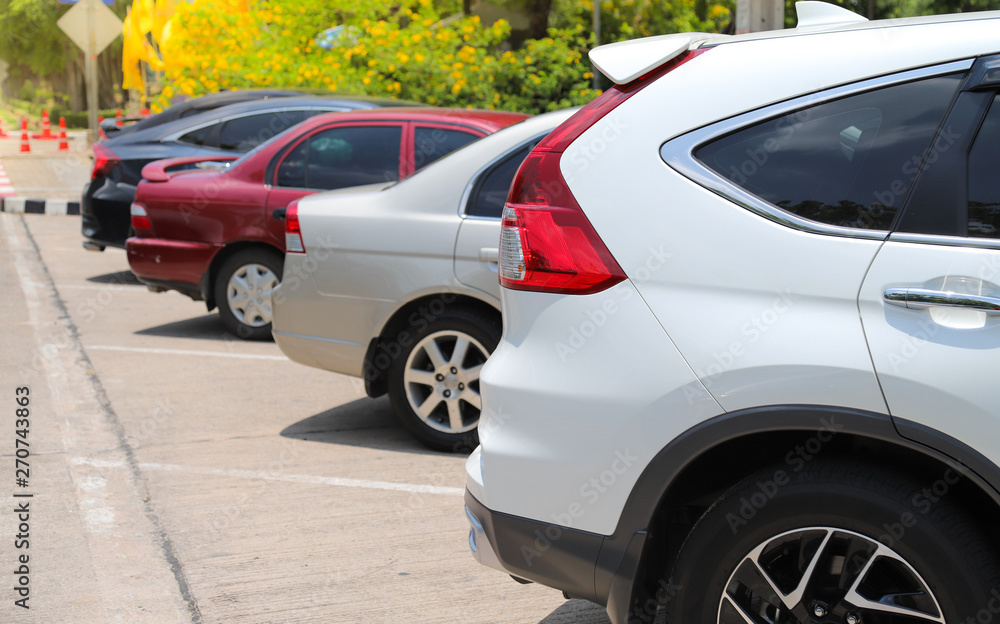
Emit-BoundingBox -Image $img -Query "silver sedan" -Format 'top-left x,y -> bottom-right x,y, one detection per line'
271,108 -> 576,451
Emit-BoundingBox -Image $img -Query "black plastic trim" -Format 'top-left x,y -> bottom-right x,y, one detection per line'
893,416 -> 1000,493
963,53 -> 1000,90
465,490 -> 604,603
469,405 -> 1000,624
363,338 -> 387,398
597,405 -> 1000,624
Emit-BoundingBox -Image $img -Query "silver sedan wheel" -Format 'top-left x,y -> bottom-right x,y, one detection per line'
719,527 -> 945,624
402,330 -> 488,434
226,263 -> 279,328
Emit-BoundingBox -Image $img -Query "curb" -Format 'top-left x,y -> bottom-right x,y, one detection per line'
1,196 -> 81,215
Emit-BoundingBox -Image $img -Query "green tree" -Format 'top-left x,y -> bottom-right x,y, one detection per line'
0,0 -> 124,110
0,0 -> 71,76
550,0 -> 734,45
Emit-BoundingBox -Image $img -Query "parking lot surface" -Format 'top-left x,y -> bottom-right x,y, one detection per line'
0,212 -> 611,623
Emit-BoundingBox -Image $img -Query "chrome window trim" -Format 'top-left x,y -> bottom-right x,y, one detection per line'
660,59 -> 974,241
458,131 -> 551,220
161,106 -> 351,144
889,231 -> 1000,251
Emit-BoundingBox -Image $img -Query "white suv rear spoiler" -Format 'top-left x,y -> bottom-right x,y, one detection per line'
589,2 -> 869,85
588,32 -> 713,85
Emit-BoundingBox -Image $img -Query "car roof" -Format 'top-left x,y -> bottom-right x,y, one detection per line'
104,94 -> 419,145
590,2 -> 1000,84
706,4 -> 1000,47
107,89 -> 317,138
290,107 -> 531,134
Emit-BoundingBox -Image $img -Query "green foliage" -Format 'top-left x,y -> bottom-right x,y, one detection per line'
551,0 -> 734,44
51,108 -> 118,129
155,0 -> 600,113
0,0 -> 73,82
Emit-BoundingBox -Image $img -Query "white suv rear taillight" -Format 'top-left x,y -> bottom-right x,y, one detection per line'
499,49 -> 706,295
285,200 -> 305,254
499,206 -> 527,281
500,152 -> 625,295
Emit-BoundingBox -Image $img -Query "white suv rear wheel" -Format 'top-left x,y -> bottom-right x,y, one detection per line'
662,461 -> 1000,624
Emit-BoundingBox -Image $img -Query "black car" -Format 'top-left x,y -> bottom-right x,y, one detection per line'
82,94 -> 416,251
99,89 -> 329,139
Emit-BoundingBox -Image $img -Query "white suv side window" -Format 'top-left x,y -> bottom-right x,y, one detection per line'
967,93 -> 1000,238
695,74 -> 964,230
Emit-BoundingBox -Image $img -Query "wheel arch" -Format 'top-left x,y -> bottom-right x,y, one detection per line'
203,241 -> 283,311
363,292 -> 500,398
603,405 -> 1000,624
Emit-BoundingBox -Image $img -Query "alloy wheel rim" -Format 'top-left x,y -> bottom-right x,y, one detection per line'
402,330 -> 489,434
226,263 -> 279,328
719,527 -> 945,624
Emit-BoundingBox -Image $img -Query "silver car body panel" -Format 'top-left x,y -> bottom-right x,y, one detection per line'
272,108 -> 577,378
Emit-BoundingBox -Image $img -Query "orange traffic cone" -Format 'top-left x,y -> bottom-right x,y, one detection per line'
19,118 -> 30,153
98,116 -> 106,141
115,108 -> 123,127
34,109 -> 55,140
57,117 -> 69,152
0,118 -> 8,138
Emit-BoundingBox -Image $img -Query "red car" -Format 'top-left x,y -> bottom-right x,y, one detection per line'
126,108 -> 528,339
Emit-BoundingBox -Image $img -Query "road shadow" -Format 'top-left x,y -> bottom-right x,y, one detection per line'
87,270 -> 144,286
539,599 -> 612,623
135,314 -> 270,342
280,396 -> 449,456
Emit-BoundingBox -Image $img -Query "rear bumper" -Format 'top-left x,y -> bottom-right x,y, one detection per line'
271,278 -> 368,378
126,237 -> 219,299
463,489 -> 606,603
270,327 -> 366,378
82,178 -> 134,249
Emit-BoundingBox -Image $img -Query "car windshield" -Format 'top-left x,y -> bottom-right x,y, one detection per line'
227,121 -> 308,169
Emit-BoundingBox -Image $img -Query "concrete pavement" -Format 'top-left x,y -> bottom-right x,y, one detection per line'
0,132 -> 90,205
0,212 -> 614,623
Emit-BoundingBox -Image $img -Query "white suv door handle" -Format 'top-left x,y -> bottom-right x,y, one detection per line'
479,247 -> 499,264
884,288 -> 1000,313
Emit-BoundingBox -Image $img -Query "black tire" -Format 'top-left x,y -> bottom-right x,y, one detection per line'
661,460 -> 1000,624
214,248 -> 283,341
386,306 -> 500,452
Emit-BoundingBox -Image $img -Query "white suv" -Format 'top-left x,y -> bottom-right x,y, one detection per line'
466,4 -> 1000,624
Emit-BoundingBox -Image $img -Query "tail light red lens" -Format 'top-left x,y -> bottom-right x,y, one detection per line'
500,152 -> 625,295
499,48 -> 706,295
91,144 -> 119,179
285,200 -> 305,253
130,202 -> 155,237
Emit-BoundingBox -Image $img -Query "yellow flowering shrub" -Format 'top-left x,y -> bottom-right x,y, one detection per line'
152,0 -> 600,114
552,0 -> 734,42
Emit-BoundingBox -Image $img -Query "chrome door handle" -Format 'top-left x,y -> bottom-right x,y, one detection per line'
884,288 -> 1000,313
479,247 -> 499,263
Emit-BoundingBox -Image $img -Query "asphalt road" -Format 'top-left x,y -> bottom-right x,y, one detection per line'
0,212 -> 612,623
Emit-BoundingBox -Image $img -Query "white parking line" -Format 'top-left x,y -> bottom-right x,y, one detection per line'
4,212 -> 203,621
85,345 -> 288,361
56,283 -> 145,290
0,161 -> 14,197
72,457 -> 465,496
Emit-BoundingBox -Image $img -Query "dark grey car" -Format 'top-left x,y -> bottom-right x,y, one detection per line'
81,94 -> 415,251
99,89 -> 329,139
